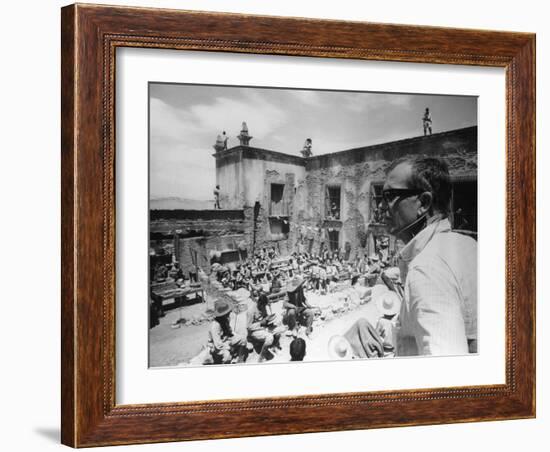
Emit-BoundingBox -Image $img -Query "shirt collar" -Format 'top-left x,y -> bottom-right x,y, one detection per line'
398,216 -> 451,264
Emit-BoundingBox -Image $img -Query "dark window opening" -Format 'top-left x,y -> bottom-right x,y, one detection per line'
370,183 -> 384,224
270,183 -> 285,216
325,185 -> 341,220
328,230 -> 340,251
307,237 -> 314,254
217,250 -> 240,265
374,235 -> 390,260
269,217 -> 289,239
451,180 -> 477,233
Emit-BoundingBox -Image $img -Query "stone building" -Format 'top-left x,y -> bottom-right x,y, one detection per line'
150,125 -> 477,276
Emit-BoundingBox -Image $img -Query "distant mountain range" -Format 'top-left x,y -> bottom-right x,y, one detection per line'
150,197 -> 214,210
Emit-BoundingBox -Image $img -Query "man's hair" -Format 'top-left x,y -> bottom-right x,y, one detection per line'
289,337 -> 306,361
386,156 -> 451,215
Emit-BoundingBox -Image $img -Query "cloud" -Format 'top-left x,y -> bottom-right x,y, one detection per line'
149,98 -> 218,200
190,93 -> 287,142
344,96 -> 369,113
150,97 -> 197,143
385,94 -> 414,108
288,90 -> 324,107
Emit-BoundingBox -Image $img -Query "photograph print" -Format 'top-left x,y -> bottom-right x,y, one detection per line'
148,83 -> 478,368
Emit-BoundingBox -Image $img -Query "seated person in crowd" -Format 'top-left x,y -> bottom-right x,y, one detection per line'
283,277 -> 316,337
271,272 -> 283,294
247,290 -> 282,362
309,261 -> 320,292
319,264 -> 328,293
375,291 -> 401,357
154,264 -> 168,281
168,261 -> 184,281
208,300 -> 248,364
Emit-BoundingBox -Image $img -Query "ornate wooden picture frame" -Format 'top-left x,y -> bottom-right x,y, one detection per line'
61,3 -> 535,447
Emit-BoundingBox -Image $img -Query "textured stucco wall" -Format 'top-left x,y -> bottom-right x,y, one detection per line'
299,126 -> 478,259
244,157 -> 306,208
215,150 -> 244,209
150,209 -> 254,275
215,146 -> 305,209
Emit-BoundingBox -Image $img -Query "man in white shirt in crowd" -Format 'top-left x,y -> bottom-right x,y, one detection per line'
382,156 -> 477,356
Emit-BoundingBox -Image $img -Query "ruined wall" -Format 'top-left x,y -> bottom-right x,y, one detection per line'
150,210 -> 246,235
299,126 -> 478,259
150,209 -> 254,275
242,150 -> 305,208
177,234 -> 247,275
259,165 -> 304,255
214,145 -> 306,257
295,162 -> 372,258
215,145 -> 305,210
215,150 -> 244,209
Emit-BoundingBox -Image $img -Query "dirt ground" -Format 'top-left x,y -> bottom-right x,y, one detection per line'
149,301 -> 211,367
149,283 -> 390,367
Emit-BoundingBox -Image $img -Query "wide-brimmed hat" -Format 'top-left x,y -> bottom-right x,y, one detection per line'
213,299 -> 232,318
328,335 -> 353,360
286,277 -> 305,292
384,267 -> 401,282
376,291 -> 401,316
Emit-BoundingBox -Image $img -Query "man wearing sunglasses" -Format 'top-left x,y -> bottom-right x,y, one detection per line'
381,156 -> 477,357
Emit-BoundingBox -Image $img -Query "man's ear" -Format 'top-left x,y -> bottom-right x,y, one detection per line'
417,191 -> 433,215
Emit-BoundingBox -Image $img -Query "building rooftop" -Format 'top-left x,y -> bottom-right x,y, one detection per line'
214,126 -> 477,169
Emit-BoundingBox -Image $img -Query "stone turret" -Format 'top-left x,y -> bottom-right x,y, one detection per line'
213,134 -> 225,153
237,122 -> 253,146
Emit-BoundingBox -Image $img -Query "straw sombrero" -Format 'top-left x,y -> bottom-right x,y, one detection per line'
213,299 -> 232,318
327,335 -> 353,360
376,291 -> 401,316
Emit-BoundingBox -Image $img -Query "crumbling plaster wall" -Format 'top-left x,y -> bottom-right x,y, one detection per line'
244,157 -> 305,207
296,162 -> 373,258
178,234 -> 247,275
297,127 -> 478,259
150,210 -> 254,275
216,151 -> 245,209
256,168 -> 304,255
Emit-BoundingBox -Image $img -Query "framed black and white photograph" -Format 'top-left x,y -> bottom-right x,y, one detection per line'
60,4 -> 535,447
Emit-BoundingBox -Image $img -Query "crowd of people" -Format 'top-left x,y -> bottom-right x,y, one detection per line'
198,245 -> 397,365
211,246 -> 393,296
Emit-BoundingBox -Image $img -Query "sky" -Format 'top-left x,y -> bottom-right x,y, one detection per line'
149,83 -> 477,201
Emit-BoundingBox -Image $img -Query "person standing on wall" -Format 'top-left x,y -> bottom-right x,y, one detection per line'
422,107 -> 433,136
213,184 -> 221,209
222,130 -> 228,150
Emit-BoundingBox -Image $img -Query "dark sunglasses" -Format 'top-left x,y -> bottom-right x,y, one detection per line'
382,188 -> 424,205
